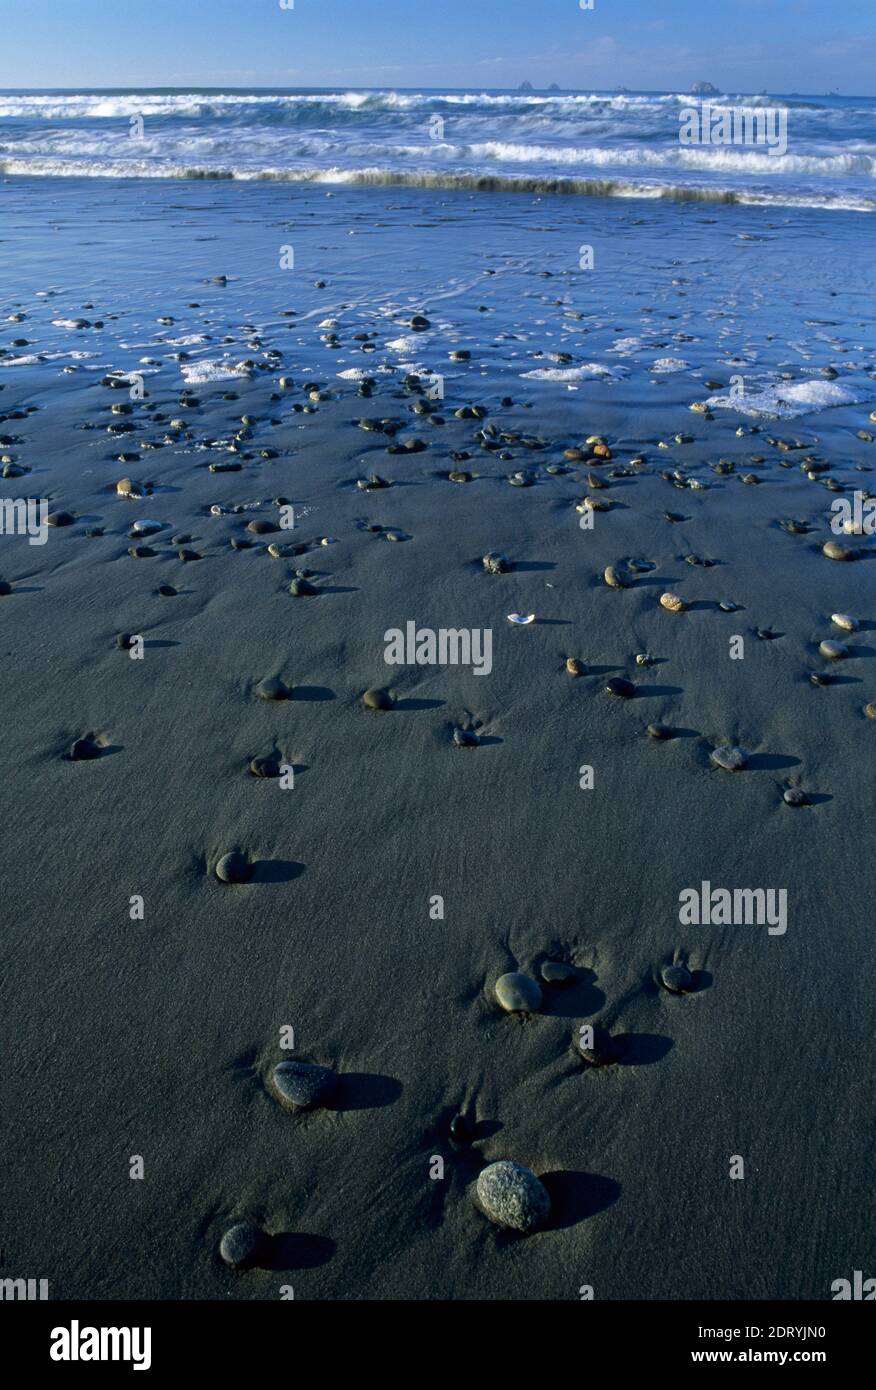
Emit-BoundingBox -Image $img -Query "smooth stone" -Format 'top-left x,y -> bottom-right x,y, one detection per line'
831,613 -> 858,632
215,851 -> 253,883
605,677 -> 635,699
822,541 -> 855,561
810,672 -> 834,686
47,511 -> 75,527
69,738 -> 100,761
863,702 -> 876,719
271,1060 -> 338,1111
566,657 -> 584,677
363,687 -> 393,710
540,961 -> 576,987
157,584 -> 177,597
783,788 -> 809,807
494,972 -> 543,1014
289,578 -> 317,597
219,1223 -> 264,1270
660,963 -> 694,994
115,632 -> 137,650
577,1026 -> 619,1066
250,756 -> 281,778
711,745 -> 747,771
603,564 -> 630,590
246,519 -> 277,535
256,676 -> 289,701
819,639 -> 849,660
647,723 -> 675,740
128,545 -> 156,558
660,591 -> 685,612
475,1161 -> 550,1234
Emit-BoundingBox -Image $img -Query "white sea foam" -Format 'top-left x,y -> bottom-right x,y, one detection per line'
707,379 -> 869,418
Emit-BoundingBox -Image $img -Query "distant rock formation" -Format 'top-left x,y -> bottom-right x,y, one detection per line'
519,80 -> 533,92
690,81 -> 720,95
547,83 -> 561,92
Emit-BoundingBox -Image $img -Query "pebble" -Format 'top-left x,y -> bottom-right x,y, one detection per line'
566,657 -> 585,677
289,577 -> 317,597
482,552 -> 510,575
819,639 -> 849,660
660,591 -> 685,613
783,788 -> 809,807
647,723 -> 675,740
475,1161 -> 550,1234
215,851 -> 253,884
660,963 -> 694,994
822,541 -> 855,561
577,1026 -> 618,1066
710,745 -> 747,772
605,676 -> 635,699
271,1059 -> 338,1111
219,1222 -> 264,1270
831,613 -> 858,632
863,703 -> 876,719
250,756 -> 281,778
47,511 -> 75,527
69,737 -> 100,761
256,676 -> 289,701
363,686 -> 393,710
603,564 -> 631,590
157,584 -> 177,597
452,726 -> 479,748
494,972 -> 543,1014
540,961 -> 576,986
449,1112 -> 473,1143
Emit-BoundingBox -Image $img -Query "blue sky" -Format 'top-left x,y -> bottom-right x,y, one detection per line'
1,0 -> 873,95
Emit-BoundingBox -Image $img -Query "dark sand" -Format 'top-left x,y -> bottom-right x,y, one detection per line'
1,182 -> 875,1300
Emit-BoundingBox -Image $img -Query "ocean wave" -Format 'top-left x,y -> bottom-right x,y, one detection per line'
2,157 -> 874,210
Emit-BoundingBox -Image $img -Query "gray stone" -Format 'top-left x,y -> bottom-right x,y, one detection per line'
272,1060 -> 338,1111
475,1160 -> 550,1234
495,972 -> 543,1014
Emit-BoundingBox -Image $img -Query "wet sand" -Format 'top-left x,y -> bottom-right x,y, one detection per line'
1,180 -> 874,1300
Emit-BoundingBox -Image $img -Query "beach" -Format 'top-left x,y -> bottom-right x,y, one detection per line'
1,92 -> 875,1303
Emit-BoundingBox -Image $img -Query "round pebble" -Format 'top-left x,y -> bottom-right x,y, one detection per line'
660,963 -> 694,994
256,676 -> 289,701
494,972 -> 543,1014
250,756 -> 281,778
289,577 -> 317,597
69,738 -> 100,761
783,788 -> 809,807
219,1222 -> 264,1270
605,676 -> 635,699
475,1160 -> 550,1234
647,723 -> 675,740
603,564 -> 630,590
710,745 -> 747,771
540,961 -> 576,987
864,702 -> 876,720
819,639 -> 848,660
577,1026 -> 618,1067
363,687 -> 393,711
660,591 -> 685,613
822,541 -> 855,561
215,851 -> 253,884
831,613 -> 859,632
271,1060 -> 338,1111
566,658 -> 585,677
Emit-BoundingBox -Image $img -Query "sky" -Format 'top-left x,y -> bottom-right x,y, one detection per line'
1,0 -> 874,96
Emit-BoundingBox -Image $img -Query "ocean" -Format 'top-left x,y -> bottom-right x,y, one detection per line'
1,86 -> 875,211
